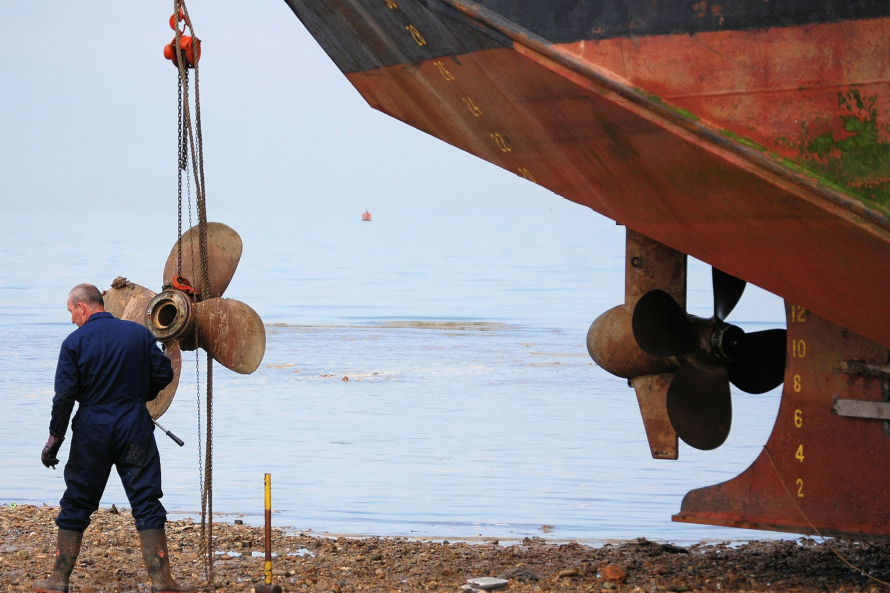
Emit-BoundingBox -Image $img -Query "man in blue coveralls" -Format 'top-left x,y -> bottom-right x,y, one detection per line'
34,284 -> 191,593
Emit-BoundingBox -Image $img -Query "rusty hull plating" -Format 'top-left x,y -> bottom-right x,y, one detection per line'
675,305 -> 890,541
283,0 -> 890,538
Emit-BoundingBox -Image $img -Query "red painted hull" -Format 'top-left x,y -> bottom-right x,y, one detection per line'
560,16 -> 890,184
675,305 -> 890,541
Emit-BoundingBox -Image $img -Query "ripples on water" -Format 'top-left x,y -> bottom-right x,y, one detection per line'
0,206 -> 787,544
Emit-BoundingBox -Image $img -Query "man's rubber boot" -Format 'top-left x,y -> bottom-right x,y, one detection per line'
139,529 -> 195,593
32,529 -> 83,593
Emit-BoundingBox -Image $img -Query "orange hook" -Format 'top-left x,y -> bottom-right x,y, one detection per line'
170,275 -> 199,297
169,7 -> 186,31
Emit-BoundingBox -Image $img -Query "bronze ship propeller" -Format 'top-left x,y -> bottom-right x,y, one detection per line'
103,222 -> 265,419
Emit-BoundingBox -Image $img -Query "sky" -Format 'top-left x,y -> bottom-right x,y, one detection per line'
0,0 -> 568,220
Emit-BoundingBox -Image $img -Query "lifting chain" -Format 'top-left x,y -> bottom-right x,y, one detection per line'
170,0 -> 214,584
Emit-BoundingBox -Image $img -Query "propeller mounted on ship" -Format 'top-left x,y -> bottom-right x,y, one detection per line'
632,269 -> 787,450
103,223 -> 266,419
588,229 -> 787,457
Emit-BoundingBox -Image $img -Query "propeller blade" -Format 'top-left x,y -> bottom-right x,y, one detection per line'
632,290 -> 697,357
147,340 -> 182,420
712,268 -> 746,321
163,222 -> 243,299
103,278 -> 181,419
104,277 -> 155,321
666,359 -> 732,450
195,297 -> 266,374
728,329 -> 788,394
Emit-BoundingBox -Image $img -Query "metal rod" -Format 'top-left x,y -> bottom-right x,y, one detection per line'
834,398 -> 890,420
153,420 -> 185,447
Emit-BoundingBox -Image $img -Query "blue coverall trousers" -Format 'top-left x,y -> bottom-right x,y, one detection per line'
56,403 -> 167,533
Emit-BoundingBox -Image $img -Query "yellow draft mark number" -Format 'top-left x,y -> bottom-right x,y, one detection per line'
792,339 -> 807,358
384,0 -> 398,8
433,61 -> 454,81
794,409 -> 802,428
796,478 -> 804,498
491,132 -> 512,152
795,444 -> 805,462
517,167 -> 537,183
793,374 -> 801,392
790,305 -> 807,323
461,97 -> 483,117
406,25 -> 426,46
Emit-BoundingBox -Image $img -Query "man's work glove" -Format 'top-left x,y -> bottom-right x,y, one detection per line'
41,435 -> 65,469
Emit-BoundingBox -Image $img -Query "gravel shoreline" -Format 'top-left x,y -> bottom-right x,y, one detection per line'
3,506 -> 890,593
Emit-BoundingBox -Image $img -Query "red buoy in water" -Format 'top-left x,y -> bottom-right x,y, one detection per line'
362,210 -> 372,222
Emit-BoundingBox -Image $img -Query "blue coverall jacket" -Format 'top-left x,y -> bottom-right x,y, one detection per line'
51,311 -> 174,532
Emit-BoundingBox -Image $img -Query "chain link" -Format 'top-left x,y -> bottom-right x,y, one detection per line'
187,143 -> 204,568
195,348 -> 202,516
195,52 -> 214,585
173,0 -> 213,583
177,73 -> 184,278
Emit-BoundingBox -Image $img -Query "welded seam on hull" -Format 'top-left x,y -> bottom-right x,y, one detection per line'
433,0 -> 890,231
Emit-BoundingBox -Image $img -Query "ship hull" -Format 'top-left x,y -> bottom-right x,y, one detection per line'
284,0 -> 890,538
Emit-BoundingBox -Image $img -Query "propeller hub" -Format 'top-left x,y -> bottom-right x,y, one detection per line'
710,323 -> 745,361
588,305 -> 679,379
145,289 -> 196,344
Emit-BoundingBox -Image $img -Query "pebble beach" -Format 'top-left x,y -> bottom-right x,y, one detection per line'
3,506 -> 890,593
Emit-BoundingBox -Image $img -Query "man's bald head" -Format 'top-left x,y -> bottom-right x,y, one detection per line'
69,284 -> 104,309
67,284 -> 105,327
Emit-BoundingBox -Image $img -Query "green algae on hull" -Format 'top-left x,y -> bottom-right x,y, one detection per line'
716,89 -> 890,219
634,88 -> 701,122
634,86 -> 888,218
719,129 -> 769,153
797,89 -> 890,213
718,129 -> 884,213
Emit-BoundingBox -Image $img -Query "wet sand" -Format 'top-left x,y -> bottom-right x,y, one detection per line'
3,506 -> 889,593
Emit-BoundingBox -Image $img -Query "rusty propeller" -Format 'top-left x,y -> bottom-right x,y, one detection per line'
631,268 -> 787,450
103,223 -> 266,420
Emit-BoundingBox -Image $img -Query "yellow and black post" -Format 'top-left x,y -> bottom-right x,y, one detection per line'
265,473 -> 272,584
254,473 -> 282,593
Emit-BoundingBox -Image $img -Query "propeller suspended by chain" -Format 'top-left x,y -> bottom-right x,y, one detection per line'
103,223 -> 266,420
631,269 -> 786,451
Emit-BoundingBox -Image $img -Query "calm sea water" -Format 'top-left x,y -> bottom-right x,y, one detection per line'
0,203 -> 788,544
